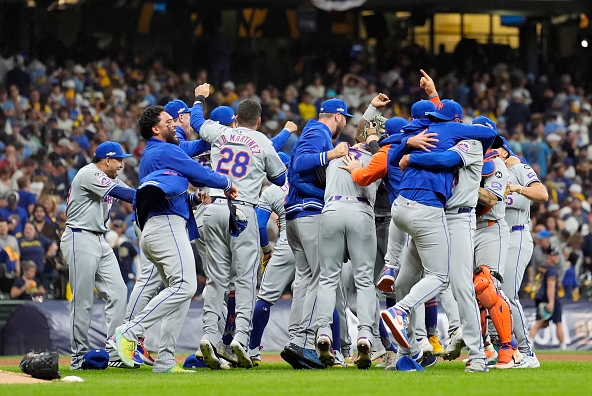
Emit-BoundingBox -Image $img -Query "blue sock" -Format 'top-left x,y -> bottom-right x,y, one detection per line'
331,308 -> 341,351
379,319 -> 396,352
222,291 -> 236,345
248,299 -> 271,350
386,297 -> 396,308
425,297 -> 438,337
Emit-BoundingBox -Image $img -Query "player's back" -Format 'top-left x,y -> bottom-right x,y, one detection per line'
505,164 -> 539,227
259,180 -> 289,239
479,156 -> 509,222
446,140 -> 483,210
324,147 -> 379,206
200,121 -> 285,205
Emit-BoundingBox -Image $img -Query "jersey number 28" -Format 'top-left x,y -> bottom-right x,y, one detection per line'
216,147 -> 251,179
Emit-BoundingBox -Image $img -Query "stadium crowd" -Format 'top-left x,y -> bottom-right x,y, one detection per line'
0,44 -> 591,302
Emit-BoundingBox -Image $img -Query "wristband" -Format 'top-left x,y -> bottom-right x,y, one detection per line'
362,104 -> 380,121
519,186 -> 523,195
261,244 -> 272,254
429,93 -> 438,98
193,95 -> 206,106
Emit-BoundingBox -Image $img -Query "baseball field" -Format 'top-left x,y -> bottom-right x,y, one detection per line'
1,352 -> 591,395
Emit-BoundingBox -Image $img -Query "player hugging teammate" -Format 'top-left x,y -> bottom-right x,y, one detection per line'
63,71 -> 547,373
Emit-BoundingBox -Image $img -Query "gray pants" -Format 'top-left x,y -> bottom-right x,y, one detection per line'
313,202 -> 376,343
446,211 -> 486,362
392,196 -> 450,351
287,215 -> 321,349
117,215 -> 197,372
475,219 -> 510,281
384,217 -> 408,269
501,229 -> 534,355
201,202 -> 259,347
61,227 -> 128,369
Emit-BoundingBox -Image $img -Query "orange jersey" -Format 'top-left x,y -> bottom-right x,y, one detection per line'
350,145 -> 389,186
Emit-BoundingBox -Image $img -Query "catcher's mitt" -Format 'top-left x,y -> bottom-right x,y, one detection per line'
261,244 -> 272,275
358,115 -> 388,143
20,350 -> 61,380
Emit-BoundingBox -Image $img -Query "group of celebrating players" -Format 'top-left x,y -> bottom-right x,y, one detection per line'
63,69 -> 548,373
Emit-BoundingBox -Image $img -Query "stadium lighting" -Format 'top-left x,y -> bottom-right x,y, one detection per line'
582,39 -> 589,48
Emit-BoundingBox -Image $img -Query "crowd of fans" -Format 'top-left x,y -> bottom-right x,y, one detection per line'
0,43 -> 591,302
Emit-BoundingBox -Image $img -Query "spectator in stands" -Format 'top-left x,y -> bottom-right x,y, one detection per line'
18,221 -> 57,293
31,204 -> 61,243
10,156 -> 37,191
0,217 -> 20,278
39,194 -> 58,222
16,176 -> 36,215
48,158 -> 69,200
298,92 -> 317,123
10,260 -> 45,301
0,191 -> 28,237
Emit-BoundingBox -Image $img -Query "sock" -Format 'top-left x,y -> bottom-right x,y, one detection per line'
425,297 -> 438,337
222,291 -> 236,345
331,308 -> 341,351
379,318 -> 396,351
248,299 -> 271,350
386,297 -> 396,309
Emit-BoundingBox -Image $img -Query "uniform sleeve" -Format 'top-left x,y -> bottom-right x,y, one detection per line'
388,137 -> 412,168
256,189 -> 273,246
484,163 -> 508,200
270,128 -> 291,152
166,146 -> 232,191
179,139 -> 211,158
190,102 -> 227,144
350,146 -> 388,186
292,131 -> 330,173
408,150 -> 462,170
449,140 -> 482,167
82,169 -> 120,199
264,141 -> 288,186
519,164 -> 540,186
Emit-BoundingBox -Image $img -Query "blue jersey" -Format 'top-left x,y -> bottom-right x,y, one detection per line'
285,119 -> 334,220
389,121 -> 496,207
137,138 -> 231,239
175,125 -> 211,157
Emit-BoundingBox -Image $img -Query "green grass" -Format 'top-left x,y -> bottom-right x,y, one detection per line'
1,355 -> 592,395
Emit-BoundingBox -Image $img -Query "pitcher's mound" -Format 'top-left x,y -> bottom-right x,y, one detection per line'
0,370 -> 53,384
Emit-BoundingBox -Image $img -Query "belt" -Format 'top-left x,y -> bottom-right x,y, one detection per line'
70,227 -> 103,237
511,224 -> 525,232
476,220 -> 498,230
448,207 -> 473,214
213,198 -> 255,207
375,216 -> 390,223
327,195 -> 370,204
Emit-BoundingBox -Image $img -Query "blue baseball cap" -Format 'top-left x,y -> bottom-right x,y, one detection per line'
426,99 -> 463,121
472,116 -> 498,133
210,106 -> 236,125
164,100 -> 191,119
384,117 -> 407,136
82,349 -> 109,370
319,99 -> 354,118
95,141 -> 132,159
183,353 -> 206,369
278,151 -> 291,166
411,100 -> 436,119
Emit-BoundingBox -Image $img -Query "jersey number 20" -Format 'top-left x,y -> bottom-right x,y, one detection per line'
216,147 -> 251,179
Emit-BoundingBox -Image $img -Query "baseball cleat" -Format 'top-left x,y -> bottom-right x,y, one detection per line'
230,340 -> 254,368
316,334 -> 335,367
371,346 -> 387,361
249,346 -> 262,367
333,350 -> 346,367
343,356 -> 356,367
495,345 -> 517,369
217,341 -> 239,365
137,336 -> 155,366
384,350 -> 423,371
484,342 -> 498,364
418,337 -> 434,356
376,351 -> 397,368
428,335 -> 445,356
132,350 -> 145,366
465,360 -> 489,373
376,266 -> 399,293
115,328 -> 137,368
355,338 -> 372,370
163,365 -> 196,374
107,359 -> 140,369
200,340 -> 222,370
420,354 -> 438,368
443,328 -> 464,361
381,306 -> 410,348
514,353 -> 540,369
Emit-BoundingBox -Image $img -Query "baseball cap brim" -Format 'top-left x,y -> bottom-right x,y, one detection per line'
342,111 -> 355,118
426,111 -> 454,121
112,153 -> 133,158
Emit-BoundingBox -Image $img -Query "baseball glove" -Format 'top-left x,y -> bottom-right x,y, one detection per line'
357,115 -> 388,143
20,351 -> 61,380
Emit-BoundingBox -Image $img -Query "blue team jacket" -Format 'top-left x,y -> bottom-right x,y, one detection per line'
388,120 -> 496,207
175,125 -> 211,157
285,119 -> 334,220
138,138 -> 231,239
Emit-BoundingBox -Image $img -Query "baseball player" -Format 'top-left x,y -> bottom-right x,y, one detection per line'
311,145 -> 381,370
123,99 -> 213,367
400,124 -> 494,371
190,84 -> 287,369
380,100 -> 496,358
61,141 -> 136,370
494,135 -> 548,368
280,98 -> 350,370
114,105 -> 238,372
248,152 -> 294,365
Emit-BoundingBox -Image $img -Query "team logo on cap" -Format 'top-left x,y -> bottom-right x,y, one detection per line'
106,151 -> 116,157
437,102 -> 444,110
177,107 -> 186,114
337,108 -> 345,112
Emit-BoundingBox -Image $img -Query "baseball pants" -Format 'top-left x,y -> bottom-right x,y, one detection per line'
61,227 -> 128,369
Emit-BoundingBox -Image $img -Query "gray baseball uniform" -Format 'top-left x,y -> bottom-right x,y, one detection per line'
312,148 -> 379,345
475,156 -> 510,280
199,121 -> 286,348
60,163 -> 129,369
501,163 -> 540,355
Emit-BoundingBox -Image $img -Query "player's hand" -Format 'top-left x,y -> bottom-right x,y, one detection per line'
339,154 -> 363,173
370,93 -> 391,108
366,134 -> 379,144
504,156 -> 520,169
419,69 -> 437,96
546,302 -> 554,313
328,142 -> 349,160
399,154 -> 410,171
284,121 -> 298,133
194,83 -> 211,98
198,191 -> 212,205
224,184 -> 239,199
407,130 -> 438,152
